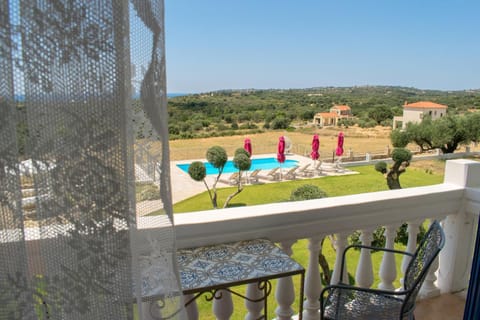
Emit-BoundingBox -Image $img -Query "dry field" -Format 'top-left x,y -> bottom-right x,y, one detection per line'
169,126 -> 393,161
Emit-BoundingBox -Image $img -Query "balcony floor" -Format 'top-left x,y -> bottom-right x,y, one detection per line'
415,293 -> 465,320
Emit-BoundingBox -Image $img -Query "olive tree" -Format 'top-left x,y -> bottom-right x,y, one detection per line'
370,148 -> 426,249
223,148 -> 252,208
399,114 -> 477,154
375,148 -> 412,190
187,146 -> 252,209
188,146 -> 227,208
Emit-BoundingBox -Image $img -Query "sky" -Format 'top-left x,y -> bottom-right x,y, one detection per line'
164,0 -> 480,93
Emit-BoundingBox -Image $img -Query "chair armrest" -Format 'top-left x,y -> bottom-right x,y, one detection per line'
321,282 -> 408,298
338,244 -> 414,283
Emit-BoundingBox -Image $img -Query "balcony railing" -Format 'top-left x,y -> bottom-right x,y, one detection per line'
138,159 -> 480,319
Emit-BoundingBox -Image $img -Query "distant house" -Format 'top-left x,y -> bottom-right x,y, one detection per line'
313,105 -> 353,127
393,101 -> 448,130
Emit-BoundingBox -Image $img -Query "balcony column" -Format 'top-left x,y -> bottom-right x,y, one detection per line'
213,289 -> 233,320
331,233 -> 349,285
420,217 -> 445,298
378,224 -> 398,290
245,283 -> 263,320
275,240 -> 296,320
356,229 -> 374,288
438,159 -> 480,293
400,221 -> 421,288
302,236 -> 323,320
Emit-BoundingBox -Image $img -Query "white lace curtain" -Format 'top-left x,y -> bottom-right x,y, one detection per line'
0,0 -> 184,319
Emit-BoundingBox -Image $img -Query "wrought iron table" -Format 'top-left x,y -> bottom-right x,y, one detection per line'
177,238 -> 305,319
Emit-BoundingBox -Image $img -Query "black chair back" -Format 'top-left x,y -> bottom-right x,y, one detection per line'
402,221 -> 445,315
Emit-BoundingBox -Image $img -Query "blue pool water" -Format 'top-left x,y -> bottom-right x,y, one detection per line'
177,157 -> 299,175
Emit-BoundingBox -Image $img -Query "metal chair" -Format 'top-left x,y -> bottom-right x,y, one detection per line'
321,220 -> 445,320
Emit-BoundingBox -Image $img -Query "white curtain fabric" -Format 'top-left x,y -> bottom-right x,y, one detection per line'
0,0 -> 184,319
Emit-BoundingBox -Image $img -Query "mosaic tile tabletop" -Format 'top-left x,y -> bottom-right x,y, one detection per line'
177,239 -> 305,294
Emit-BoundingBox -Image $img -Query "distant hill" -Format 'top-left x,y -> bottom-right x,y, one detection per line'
166,86 -> 480,139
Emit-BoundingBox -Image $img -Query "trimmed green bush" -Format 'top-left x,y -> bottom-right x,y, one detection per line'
188,161 -> 206,181
290,184 -> 327,201
139,184 -> 160,201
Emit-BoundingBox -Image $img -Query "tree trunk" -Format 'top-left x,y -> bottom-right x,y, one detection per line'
223,172 -> 244,208
203,179 -> 217,208
318,253 -> 331,285
385,161 -> 408,190
386,172 -> 402,189
223,187 -> 243,208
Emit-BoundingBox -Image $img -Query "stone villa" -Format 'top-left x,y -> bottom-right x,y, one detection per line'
393,101 -> 448,129
313,104 -> 353,127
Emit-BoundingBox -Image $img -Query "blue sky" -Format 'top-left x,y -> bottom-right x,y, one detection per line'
164,1 -> 480,93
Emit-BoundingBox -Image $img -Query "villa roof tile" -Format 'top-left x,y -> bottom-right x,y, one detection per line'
332,105 -> 351,110
315,112 -> 338,118
404,101 -> 448,109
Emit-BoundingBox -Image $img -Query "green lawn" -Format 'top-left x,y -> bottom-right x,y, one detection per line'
172,164 -> 443,319
173,165 -> 444,213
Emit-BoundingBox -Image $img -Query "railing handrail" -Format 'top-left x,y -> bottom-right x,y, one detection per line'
137,183 -> 465,250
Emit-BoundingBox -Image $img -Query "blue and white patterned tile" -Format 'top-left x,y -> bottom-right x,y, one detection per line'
208,262 -> 254,283
179,267 -> 209,290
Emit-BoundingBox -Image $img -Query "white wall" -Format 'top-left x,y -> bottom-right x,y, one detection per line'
401,107 -> 447,129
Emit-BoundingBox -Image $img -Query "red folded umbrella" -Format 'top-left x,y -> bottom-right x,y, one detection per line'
244,138 -> 252,157
335,132 -> 344,157
311,134 -> 320,160
277,136 -> 286,163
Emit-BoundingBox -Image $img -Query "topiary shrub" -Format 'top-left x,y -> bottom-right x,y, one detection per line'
233,153 -> 251,172
290,184 -> 327,201
374,161 -> 387,174
188,161 -> 206,182
375,147 -> 412,190
392,148 -> 412,163
206,146 -> 228,170
234,147 -> 250,158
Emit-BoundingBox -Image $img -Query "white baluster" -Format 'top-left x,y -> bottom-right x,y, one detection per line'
275,240 -> 296,320
184,294 -> 199,320
330,233 -> 348,285
400,221 -> 421,289
379,225 -> 398,290
419,218 -> 442,298
356,229 -> 374,288
213,289 -> 233,320
303,236 -> 323,320
245,283 -> 263,320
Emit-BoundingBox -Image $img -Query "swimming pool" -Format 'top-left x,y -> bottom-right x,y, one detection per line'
177,157 -> 299,175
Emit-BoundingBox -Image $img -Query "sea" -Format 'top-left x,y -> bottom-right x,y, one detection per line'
13,93 -> 188,102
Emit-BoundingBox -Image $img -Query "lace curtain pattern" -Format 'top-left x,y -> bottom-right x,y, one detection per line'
0,0 -> 184,319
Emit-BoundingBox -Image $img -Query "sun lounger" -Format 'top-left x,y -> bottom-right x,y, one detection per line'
297,164 -> 312,177
219,172 -> 241,185
247,169 -> 262,183
320,162 -> 337,173
282,166 -> 299,180
308,161 -> 323,175
258,167 -> 280,181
